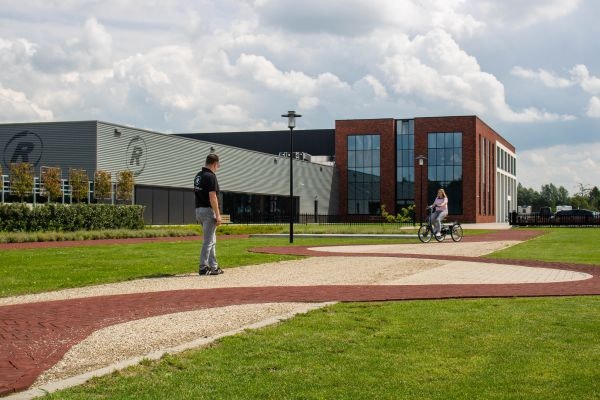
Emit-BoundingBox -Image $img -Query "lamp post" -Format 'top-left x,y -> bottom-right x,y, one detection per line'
416,155 -> 427,225
282,110 -> 302,243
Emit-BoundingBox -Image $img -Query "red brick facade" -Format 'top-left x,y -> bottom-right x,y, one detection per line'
335,116 -> 514,223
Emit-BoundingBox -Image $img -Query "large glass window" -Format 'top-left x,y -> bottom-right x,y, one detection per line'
428,132 -> 463,215
396,120 -> 414,210
348,134 -> 380,214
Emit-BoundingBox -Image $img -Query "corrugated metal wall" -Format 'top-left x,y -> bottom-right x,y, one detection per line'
0,121 -> 97,178
96,122 -> 338,214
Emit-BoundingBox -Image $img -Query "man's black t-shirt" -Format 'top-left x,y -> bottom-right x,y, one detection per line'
194,167 -> 219,208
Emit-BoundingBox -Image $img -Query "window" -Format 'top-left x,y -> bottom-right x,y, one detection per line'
427,132 -> 462,215
396,120 -> 415,210
348,134 -> 380,214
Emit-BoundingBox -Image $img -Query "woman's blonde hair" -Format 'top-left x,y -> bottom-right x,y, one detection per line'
437,188 -> 447,198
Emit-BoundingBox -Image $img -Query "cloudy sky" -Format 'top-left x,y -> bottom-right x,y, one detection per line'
1,0 -> 599,192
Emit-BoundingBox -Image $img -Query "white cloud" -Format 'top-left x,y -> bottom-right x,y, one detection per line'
586,96 -> 600,118
0,1 -> 583,133
513,64 -> 600,93
255,0 -> 485,38
380,29 -> 574,122
228,53 -> 350,96
518,142 -> 600,190
0,82 -> 53,121
570,64 -> 600,94
468,0 -> 582,28
298,96 -> 320,109
359,75 -> 389,99
30,17 -> 113,72
511,66 -> 573,88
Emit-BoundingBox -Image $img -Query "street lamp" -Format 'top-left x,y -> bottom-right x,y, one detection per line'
416,155 -> 427,225
282,110 -> 302,243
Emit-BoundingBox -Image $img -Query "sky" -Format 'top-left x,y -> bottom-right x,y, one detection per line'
0,0 -> 599,194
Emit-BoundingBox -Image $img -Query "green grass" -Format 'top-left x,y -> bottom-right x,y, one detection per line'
0,237 -> 414,298
47,297 -> 600,400
487,228 -> 600,265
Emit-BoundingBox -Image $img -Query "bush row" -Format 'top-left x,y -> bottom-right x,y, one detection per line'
0,203 -> 145,232
0,228 -> 198,243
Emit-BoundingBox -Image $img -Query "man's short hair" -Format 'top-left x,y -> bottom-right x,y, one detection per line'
206,153 -> 219,166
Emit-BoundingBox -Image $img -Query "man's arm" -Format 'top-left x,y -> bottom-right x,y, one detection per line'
209,191 -> 222,226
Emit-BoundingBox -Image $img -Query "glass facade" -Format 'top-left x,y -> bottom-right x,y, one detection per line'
347,134 -> 381,214
396,120 -> 414,210
427,132 -> 463,215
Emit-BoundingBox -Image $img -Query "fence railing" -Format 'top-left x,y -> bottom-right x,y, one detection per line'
0,174 -> 129,205
231,212 -> 415,226
511,212 -> 600,226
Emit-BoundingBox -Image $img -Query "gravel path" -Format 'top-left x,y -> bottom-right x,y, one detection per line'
0,257 -> 444,306
33,302 -> 322,386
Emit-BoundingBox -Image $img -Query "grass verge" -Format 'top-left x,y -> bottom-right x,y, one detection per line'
487,228 -> 600,265
46,297 -> 600,400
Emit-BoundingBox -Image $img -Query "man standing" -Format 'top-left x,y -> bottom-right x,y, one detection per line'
194,153 -> 223,275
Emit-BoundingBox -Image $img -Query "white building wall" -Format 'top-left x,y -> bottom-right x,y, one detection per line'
495,141 -> 517,222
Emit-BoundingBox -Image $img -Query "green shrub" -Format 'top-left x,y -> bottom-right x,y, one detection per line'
380,204 -> 415,223
0,203 -> 145,232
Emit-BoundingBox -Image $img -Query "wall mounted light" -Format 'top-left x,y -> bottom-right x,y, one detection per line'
114,129 -> 121,136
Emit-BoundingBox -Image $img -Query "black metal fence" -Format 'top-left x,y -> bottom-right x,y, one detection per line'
510,212 -> 600,227
231,213 -> 415,226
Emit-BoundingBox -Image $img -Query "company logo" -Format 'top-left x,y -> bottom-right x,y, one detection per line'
3,130 -> 44,169
126,135 -> 147,176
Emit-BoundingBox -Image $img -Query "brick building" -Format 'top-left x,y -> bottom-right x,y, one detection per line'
335,116 -> 516,223
1,115 -> 514,224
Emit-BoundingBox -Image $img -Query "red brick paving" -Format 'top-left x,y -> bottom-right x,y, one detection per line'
2,228 -> 599,396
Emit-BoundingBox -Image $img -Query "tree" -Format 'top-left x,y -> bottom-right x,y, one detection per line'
9,163 -> 34,202
41,166 -> 62,202
94,170 -> 112,200
556,186 -> 570,206
116,170 -> 134,202
571,195 -> 590,210
518,184 -> 543,208
69,169 -> 89,203
517,183 -> 530,206
589,186 -> 600,211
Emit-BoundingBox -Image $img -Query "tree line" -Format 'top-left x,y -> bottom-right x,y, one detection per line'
518,183 -> 600,211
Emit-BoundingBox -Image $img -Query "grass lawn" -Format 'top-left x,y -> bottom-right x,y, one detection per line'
46,297 -> 600,400
4,227 -> 599,398
0,237 -> 416,298
487,228 -> 600,265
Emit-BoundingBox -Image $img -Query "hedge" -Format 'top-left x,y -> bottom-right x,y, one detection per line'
0,203 -> 145,232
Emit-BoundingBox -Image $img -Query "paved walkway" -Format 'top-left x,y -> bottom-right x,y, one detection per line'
1,229 -> 599,396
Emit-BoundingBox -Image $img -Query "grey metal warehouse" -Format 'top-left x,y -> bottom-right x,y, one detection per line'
0,121 -> 339,224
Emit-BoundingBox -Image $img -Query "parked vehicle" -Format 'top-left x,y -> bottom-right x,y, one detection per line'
551,209 -> 595,224
539,206 -> 552,217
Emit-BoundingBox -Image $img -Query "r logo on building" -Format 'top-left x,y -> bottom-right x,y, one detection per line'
126,135 -> 147,176
3,130 -> 44,170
